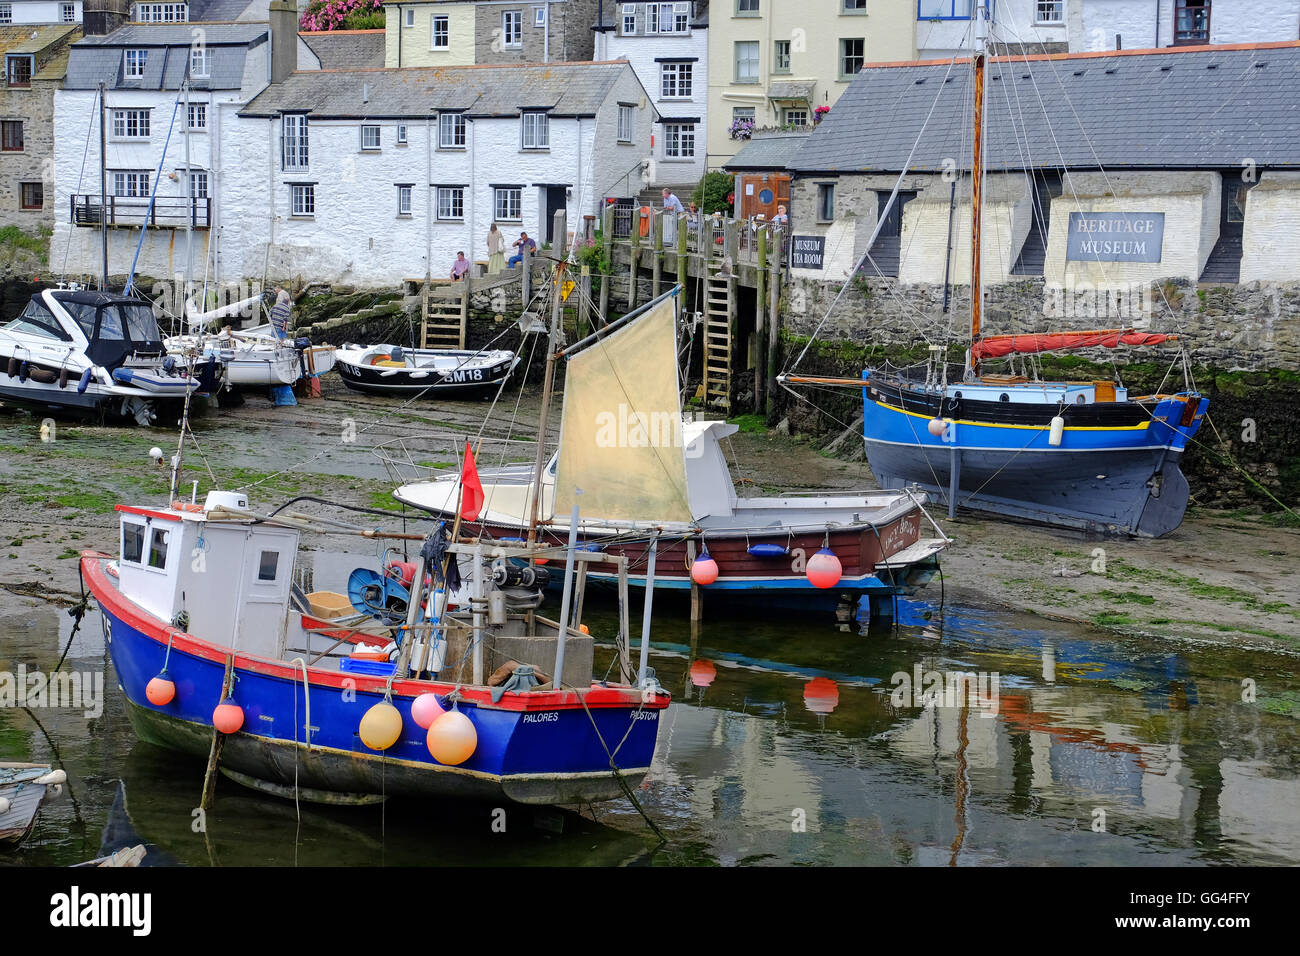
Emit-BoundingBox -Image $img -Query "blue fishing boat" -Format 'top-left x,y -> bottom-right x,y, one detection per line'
81,491 -> 667,806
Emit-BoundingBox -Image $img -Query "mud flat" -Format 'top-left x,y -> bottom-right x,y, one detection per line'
1,379 -> 1297,649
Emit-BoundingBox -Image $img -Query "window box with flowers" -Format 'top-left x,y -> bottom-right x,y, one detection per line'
813,105 -> 831,125
728,117 -> 755,141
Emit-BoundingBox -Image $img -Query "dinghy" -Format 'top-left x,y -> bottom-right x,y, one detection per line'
0,763 -> 66,849
334,344 -> 519,397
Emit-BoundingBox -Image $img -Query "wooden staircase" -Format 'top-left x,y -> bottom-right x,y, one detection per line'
702,273 -> 733,411
421,287 -> 467,350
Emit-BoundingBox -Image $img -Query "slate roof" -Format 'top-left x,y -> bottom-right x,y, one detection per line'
300,30 -> 385,71
790,42 -> 1300,174
727,132 -> 811,170
0,24 -> 79,56
63,23 -> 268,91
189,0 -> 264,19
241,60 -> 632,119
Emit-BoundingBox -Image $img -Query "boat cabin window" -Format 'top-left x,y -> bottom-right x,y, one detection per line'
257,550 -> 279,582
54,295 -> 166,367
122,522 -> 145,563
148,528 -> 169,569
4,299 -> 70,341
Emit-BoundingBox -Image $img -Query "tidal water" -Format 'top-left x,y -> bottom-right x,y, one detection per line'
3,591 -> 1298,867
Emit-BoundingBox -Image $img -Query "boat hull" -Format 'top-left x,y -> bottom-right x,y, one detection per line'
335,350 -> 518,397
862,384 -> 1208,537
86,555 -> 664,806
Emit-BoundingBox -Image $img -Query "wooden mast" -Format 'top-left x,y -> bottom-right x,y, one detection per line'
969,40 -> 986,374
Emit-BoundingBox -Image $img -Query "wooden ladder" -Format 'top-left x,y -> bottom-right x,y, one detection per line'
703,273 -> 732,411
421,286 -> 467,350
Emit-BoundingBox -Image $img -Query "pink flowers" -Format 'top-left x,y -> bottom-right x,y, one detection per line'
299,0 -> 384,32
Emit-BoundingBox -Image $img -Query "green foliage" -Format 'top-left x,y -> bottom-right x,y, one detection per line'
692,171 -> 734,216
0,224 -> 52,265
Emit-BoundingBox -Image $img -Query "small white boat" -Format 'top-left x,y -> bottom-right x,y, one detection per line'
166,326 -> 335,388
1,287 -> 217,425
1,763 -> 66,849
334,343 -> 519,397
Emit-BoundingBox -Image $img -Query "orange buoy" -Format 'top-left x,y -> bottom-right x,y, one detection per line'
426,708 -> 477,766
146,671 -> 176,706
690,551 -> 719,585
212,698 -> 244,734
359,701 -> 403,750
688,659 -> 717,688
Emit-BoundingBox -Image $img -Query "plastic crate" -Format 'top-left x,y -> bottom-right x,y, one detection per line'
339,657 -> 396,678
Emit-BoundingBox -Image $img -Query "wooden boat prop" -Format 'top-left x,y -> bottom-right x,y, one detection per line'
80,491 -> 668,806
334,344 -> 519,397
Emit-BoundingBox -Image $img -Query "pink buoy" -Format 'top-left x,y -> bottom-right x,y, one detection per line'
806,547 -> 843,589
690,550 -> 719,586
689,659 -> 717,688
927,418 -> 947,437
146,672 -> 176,706
212,698 -> 244,734
411,692 -> 445,730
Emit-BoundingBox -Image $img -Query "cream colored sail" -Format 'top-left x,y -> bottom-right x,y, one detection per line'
553,294 -> 693,524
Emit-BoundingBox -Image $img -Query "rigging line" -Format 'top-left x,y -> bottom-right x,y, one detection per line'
786,52 -> 964,376
62,86 -> 101,279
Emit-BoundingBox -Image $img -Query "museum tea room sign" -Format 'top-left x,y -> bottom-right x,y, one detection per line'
791,235 -> 826,269
1066,212 -> 1165,263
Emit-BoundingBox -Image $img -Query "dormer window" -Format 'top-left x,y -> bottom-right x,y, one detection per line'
521,111 -> 549,150
190,45 -> 208,78
134,2 -> 188,22
125,49 -> 148,79
5,54 -> 32,88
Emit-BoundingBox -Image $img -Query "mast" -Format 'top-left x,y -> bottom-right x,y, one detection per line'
98,81 -> 109,290
526,210 -> 567,546
969,6 -> 987,375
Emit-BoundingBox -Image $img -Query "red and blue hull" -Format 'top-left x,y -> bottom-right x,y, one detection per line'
85,554 -> 665,805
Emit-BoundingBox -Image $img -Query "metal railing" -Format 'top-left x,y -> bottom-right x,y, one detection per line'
70,194 -> 212,229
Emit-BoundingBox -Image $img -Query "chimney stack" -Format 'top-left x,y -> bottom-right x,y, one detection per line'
83,0 -> 129,37
270,0 -> 299,85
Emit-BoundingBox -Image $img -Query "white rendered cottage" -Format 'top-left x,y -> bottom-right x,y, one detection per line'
223,60 -> 657,287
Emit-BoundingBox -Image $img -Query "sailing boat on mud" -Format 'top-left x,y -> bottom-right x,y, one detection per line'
782,9 -> 1208,538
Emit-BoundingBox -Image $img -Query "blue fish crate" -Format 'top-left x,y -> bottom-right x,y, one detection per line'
339,657 -> 397,678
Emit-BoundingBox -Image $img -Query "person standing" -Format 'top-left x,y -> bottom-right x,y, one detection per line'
486,223 -> 506,274
269,285 -> 292,339
661,187 -> 684,244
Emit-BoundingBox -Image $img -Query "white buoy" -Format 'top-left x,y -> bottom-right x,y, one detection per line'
34,769 -> 67,786
927,418 -> 947,437
148,446 -> 164,463
1048,416 -> 1065,447
0,796 -> 10,814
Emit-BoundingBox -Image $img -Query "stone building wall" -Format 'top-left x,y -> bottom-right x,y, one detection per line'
0,79 -> 57,230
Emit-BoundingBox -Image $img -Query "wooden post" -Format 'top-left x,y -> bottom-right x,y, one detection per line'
686,539 -> 702,624
580,264 -> 592,340
199,654 -> 235,811
628,207 -> 641,311
677,212 -> 688,286
459,272 -> 471,350
755,227 -> 767,414
652,209 -> 663,298
521,243 -> 531,306
766,226 -> 782,419
723,219 -> 738,265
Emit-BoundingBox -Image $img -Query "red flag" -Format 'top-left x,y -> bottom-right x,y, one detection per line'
460,440 -> 485,522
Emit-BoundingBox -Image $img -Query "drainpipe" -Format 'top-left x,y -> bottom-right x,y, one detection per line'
544,3 -> 549,63
425,111 -> 432,284
397,4 -> 403,67
1154,0 -> 1160,48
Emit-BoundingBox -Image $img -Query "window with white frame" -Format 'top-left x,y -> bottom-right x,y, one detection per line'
734,41 -> 759,83
661,62 -> 692,99
843,0 -> 866,11
663,123 -> 694,158
647,2 -> 658,31
290,184 -> 314,217
112,170 -> 152,198
437,186 -> 464,220
190,44 -> 208,78
503,10 -> 522,46
737,0 -> 759,13
432,14 -> 449,47
134,3 -> 188,21
361,124 -> 381,150
396,123 -> 408,144
620,4 -> 636,34
404,7 -> 414,26
282,114 -> 308,168
534,6 -> 546,26
521,111 -> 549,149
0,5 -> 12,24
112,109 -> 151,138
439,112 -> 465,148
186,102 -> 206,129
671,2 -> 689,31
1035,1 -> 1064,23
647,2 -> 689,33
125,49 -> 148,78
189,171 -> 208,200
617,104 -> 633,143
397,184 -> 412,216
494,187 -> 522,221
783,108 -> 808,126
62,3 -> 76,22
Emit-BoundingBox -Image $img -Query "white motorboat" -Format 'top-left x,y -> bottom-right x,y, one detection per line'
334,343 -> 518,396
1,287 -> 218,425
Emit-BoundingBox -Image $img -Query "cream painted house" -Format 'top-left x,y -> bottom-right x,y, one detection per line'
382,0 -> 597,67
705,0 -> 916,169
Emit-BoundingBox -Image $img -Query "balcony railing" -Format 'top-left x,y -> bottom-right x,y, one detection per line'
70,194 -> 211,229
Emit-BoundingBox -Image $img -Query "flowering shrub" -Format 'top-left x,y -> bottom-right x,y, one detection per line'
728,118 -> 755,141
300,0 -> 385,32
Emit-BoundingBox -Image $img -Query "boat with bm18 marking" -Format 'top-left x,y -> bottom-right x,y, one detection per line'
334,343 -> 520,397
